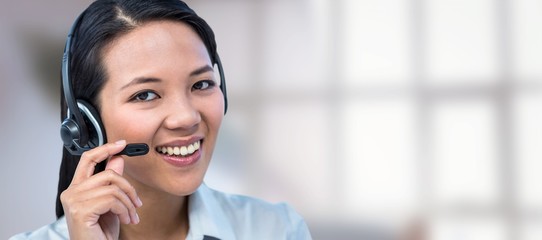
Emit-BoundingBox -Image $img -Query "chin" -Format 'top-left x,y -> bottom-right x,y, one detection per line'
123,161 -> 208,198
167,174 -> 206,197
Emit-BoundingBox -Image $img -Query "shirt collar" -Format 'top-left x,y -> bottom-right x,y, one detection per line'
186,183 -> 236,240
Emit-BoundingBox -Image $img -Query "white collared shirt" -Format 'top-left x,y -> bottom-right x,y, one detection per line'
10,183 -> 312,240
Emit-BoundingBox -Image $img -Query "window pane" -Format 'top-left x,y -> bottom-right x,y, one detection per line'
260,0 -> 331,91
431,100 -> 499,206
341,0 -> 412,86
258,100 -> 332,217
425,0 -> 499,83
341,98 -> 419,218
520,219 -> 542,240
514,94 -> 542,209
512,0 -> 542,80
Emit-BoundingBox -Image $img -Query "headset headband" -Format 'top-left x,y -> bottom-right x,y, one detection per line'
62,12 -> 90,147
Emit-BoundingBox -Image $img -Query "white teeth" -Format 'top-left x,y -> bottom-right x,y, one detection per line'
187,144 -> 195,154
180,146 -> 188,155
173,147 -> 180,155
156,140 -> 201,157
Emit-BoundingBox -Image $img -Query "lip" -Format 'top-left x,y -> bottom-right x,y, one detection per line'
160,148 -> 202,167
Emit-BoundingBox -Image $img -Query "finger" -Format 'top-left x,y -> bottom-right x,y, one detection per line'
71,140 -> 126,185
69,169 -> 143,208
64,185 -> 139,225
81,185 -> 139,224
105,155 -> 124,176
91,195 -> 132,225
108,200 -> 138,225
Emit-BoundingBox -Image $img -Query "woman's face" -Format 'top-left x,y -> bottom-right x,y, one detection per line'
98,21 -> 224,196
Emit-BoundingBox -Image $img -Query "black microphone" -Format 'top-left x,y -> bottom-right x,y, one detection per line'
115,143 -> 149,157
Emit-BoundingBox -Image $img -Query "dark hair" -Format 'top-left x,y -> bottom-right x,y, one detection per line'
56,0 -> 219,218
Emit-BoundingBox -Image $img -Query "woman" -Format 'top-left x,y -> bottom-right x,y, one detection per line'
11,0 -> 311,239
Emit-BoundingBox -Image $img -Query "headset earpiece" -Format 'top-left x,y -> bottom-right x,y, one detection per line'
60,118 -> 82,152
60,100 -> 106,155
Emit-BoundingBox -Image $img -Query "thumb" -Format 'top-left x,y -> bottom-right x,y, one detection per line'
105,156 -> 124,175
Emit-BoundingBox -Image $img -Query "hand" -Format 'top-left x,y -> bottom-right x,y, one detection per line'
60,140 -> 143,240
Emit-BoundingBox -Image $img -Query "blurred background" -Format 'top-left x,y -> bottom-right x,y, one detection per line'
1,0 -> 541,239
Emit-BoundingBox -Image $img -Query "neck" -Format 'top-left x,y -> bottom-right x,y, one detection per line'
119,181 -> 189,240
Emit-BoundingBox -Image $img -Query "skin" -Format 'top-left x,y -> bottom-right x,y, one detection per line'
60,20 -> 225,240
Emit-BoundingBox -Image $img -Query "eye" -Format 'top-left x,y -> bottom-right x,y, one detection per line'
130,90 -> 160,102
192,80 -> 216,90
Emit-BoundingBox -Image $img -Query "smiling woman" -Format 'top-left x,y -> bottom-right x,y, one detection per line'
9,0 -> 311,239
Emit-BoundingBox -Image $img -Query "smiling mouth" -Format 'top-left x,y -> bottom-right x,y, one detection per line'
155,140 -> 201,157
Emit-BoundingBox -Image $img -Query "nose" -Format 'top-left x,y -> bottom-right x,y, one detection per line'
162,96 -> 201,131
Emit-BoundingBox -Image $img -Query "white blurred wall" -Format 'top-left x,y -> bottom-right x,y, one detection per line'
2,0 -> 542,240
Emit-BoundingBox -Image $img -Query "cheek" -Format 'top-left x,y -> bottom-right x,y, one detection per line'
101,108 -> 159,143
203,94 -> 225,132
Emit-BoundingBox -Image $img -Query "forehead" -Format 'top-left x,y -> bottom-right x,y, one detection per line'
101,20 -> 211,83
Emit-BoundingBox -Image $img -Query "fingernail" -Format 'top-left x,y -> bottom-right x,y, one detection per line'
134,213 -> 140,224
136,197 -> 143,207
115,140 -> 126,145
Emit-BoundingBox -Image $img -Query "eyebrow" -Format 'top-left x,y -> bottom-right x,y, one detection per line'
190,65 -> 214,77
120,65 -> 214,90
120,77 -> 161,90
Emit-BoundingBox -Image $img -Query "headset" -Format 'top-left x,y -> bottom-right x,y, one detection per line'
60,12 -> 228,156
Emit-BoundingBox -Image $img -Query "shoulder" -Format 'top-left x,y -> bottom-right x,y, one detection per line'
210,187 -> 301,222
9,217 -> 68,240
193,184 -> 312,239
